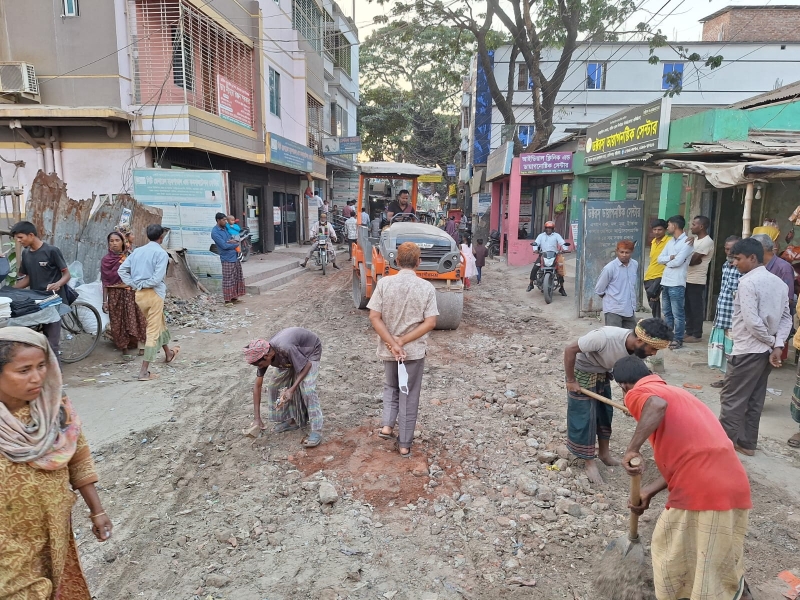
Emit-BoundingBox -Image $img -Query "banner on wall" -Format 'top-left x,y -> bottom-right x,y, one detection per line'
133,169 -> 229,289
216,75 -> 253,129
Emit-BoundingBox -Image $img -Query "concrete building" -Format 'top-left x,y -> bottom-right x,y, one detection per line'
462,5 -> 800,168
0,0 -> 358,252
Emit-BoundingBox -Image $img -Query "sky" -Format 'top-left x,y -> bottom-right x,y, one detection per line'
353,0 -> 800,42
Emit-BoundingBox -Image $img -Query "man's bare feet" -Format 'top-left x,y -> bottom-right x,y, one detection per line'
584,459 -> 604,484
599,453 -> 621,467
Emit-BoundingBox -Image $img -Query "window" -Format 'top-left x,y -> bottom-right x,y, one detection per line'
517,64 -> 532,91
330,103 -> 347,136
307,94 -> 323,156
269,67 -> 281,117
62,0 -> 79,16
517,125 -> 535,147
292,0 -> 323,53
586,62 -> 606,90
171,25 -> 194,91
662,62 -> 684,90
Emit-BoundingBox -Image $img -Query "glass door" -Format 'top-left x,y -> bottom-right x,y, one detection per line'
274,191 -> 286,247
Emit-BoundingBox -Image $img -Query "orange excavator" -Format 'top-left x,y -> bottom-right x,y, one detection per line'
350,162 -> 464,329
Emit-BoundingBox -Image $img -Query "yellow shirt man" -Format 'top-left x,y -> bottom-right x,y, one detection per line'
645,235 -> 670,281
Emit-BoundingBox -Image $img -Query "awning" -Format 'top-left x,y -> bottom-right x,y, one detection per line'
656,155 -> 800,188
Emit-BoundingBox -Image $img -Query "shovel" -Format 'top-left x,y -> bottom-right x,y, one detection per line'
594,456 -> 648,596
579,386 -> 631,416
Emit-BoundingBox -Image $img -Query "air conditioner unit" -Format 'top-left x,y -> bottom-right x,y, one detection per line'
0,62 -> 40,102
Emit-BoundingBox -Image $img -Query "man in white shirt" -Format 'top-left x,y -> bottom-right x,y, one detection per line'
684,215 -> 714,343
312,190 -> 324,215
657,215 -> 695,349
527,221 -> 567,296
345,212 -> 358,257
301,212 -> 340,269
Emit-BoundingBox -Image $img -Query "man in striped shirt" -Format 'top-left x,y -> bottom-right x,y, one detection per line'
707,236 -> 741,387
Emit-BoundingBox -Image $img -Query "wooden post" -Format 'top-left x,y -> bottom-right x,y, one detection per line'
742,183 -> 754,238
11,192 -> 21,263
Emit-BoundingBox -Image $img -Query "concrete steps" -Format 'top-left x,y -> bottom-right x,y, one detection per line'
243,253 -> 308,294
245,266 -> 308,294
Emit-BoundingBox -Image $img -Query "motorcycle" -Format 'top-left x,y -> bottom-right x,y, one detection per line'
487,229 -> 501,259
532,241 -> 571,304
236,227 -> 252,263
312,232 -> 331,275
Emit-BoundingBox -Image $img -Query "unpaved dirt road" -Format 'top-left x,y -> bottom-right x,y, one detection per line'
67,260 -> 800,599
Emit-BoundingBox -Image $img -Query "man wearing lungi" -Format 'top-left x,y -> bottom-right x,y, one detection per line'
243,328 -> 324,448
615,355 -> 753,600
211,213 -> 245,304
119,224 -> 180,381
563,318 -> 672,484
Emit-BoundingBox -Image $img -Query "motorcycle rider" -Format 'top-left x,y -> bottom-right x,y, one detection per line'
527,220 -> 567,296
301,212 -> 340,269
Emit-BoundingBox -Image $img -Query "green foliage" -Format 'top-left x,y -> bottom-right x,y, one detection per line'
357,21 -> 474,164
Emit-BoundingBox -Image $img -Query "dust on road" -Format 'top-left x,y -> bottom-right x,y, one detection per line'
67,263 -> 800,599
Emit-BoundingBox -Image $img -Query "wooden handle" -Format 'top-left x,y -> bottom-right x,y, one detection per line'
578,387 -> 631,415
629,456 -> 642,541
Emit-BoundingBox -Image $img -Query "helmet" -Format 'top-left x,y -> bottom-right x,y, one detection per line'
545,221 -> 556,229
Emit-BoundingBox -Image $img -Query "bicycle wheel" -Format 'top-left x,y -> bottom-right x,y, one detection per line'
60,301 -> 102,363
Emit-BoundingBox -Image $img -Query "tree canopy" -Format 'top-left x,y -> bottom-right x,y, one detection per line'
369,0 -> 720,153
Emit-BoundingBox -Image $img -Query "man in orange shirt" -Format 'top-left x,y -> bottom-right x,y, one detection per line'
613,355 -> 753,600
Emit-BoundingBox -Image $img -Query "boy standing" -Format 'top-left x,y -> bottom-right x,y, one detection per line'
10,221 -> 71,357
473,239 -> 488,284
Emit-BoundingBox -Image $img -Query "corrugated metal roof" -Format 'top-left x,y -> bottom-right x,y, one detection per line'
690,135 -> 800,154
671,105 -> 717,119
728,81 -> 800,109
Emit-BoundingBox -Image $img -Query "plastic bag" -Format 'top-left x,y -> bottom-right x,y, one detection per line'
68,261 -> 85,288
75,280 -> 109,334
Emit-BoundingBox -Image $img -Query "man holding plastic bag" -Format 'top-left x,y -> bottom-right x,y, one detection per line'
368,242 -> 438,458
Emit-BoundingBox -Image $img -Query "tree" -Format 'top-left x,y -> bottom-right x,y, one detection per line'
372,0 -> 721,152
357,22 -> 487,165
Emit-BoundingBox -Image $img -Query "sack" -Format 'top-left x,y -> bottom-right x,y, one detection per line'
75,281 -> 109,334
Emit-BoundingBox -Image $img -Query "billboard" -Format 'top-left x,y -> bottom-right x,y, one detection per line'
520,152 -> 573,175
133,169 -> 229,291
584,98 -> 671,165
216,75 -> 253,129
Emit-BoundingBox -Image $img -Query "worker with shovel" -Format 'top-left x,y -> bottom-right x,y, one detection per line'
612,355 -> 753,600
563,318 -> 673,484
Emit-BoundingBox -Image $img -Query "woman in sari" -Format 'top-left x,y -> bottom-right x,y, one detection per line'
101,231 -> 147,360
0,327 -> 112,599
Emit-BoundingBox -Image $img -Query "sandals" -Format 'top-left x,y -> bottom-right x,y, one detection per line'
394,440 -> 412,458
788,432 -> 800,448
274,421 -> 299,433
165,346 -> 181,364
669,341 -> 683,350
302,432 -> 322,447
378,429 -> 395,440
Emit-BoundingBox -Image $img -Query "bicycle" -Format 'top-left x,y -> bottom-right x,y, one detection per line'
59,300 -> 102,363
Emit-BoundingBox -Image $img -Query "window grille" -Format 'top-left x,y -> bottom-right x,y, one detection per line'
292,0 -> 323,53
307,94 -> 323,156
129,0 -> 255,129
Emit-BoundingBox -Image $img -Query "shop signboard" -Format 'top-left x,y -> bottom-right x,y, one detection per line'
446,164 -> 457,177
216,75 -> 253,129
584,98 -> 671,165
520,152 -> 573,175
418,174 -> 443,183
486,142 -> 513,181
267,133 -> 313,172
476,193 -> 492,216
322,136 -> 362,155
133,168 -> 228,290
578,200 -> 644,315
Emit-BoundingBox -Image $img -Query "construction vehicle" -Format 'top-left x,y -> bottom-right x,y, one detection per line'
351,162 -> 464,330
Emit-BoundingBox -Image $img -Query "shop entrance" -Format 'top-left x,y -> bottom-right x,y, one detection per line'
273,192 -> 299,246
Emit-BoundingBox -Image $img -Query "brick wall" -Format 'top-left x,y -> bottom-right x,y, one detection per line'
702,7 -> 800,42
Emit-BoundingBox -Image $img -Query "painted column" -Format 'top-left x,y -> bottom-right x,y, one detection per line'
609,167 -> 630,201
658,172 -> 683,219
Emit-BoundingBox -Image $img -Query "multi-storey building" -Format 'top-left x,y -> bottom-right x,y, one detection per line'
0,0 -> 358,252
462,5 -> 800,168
